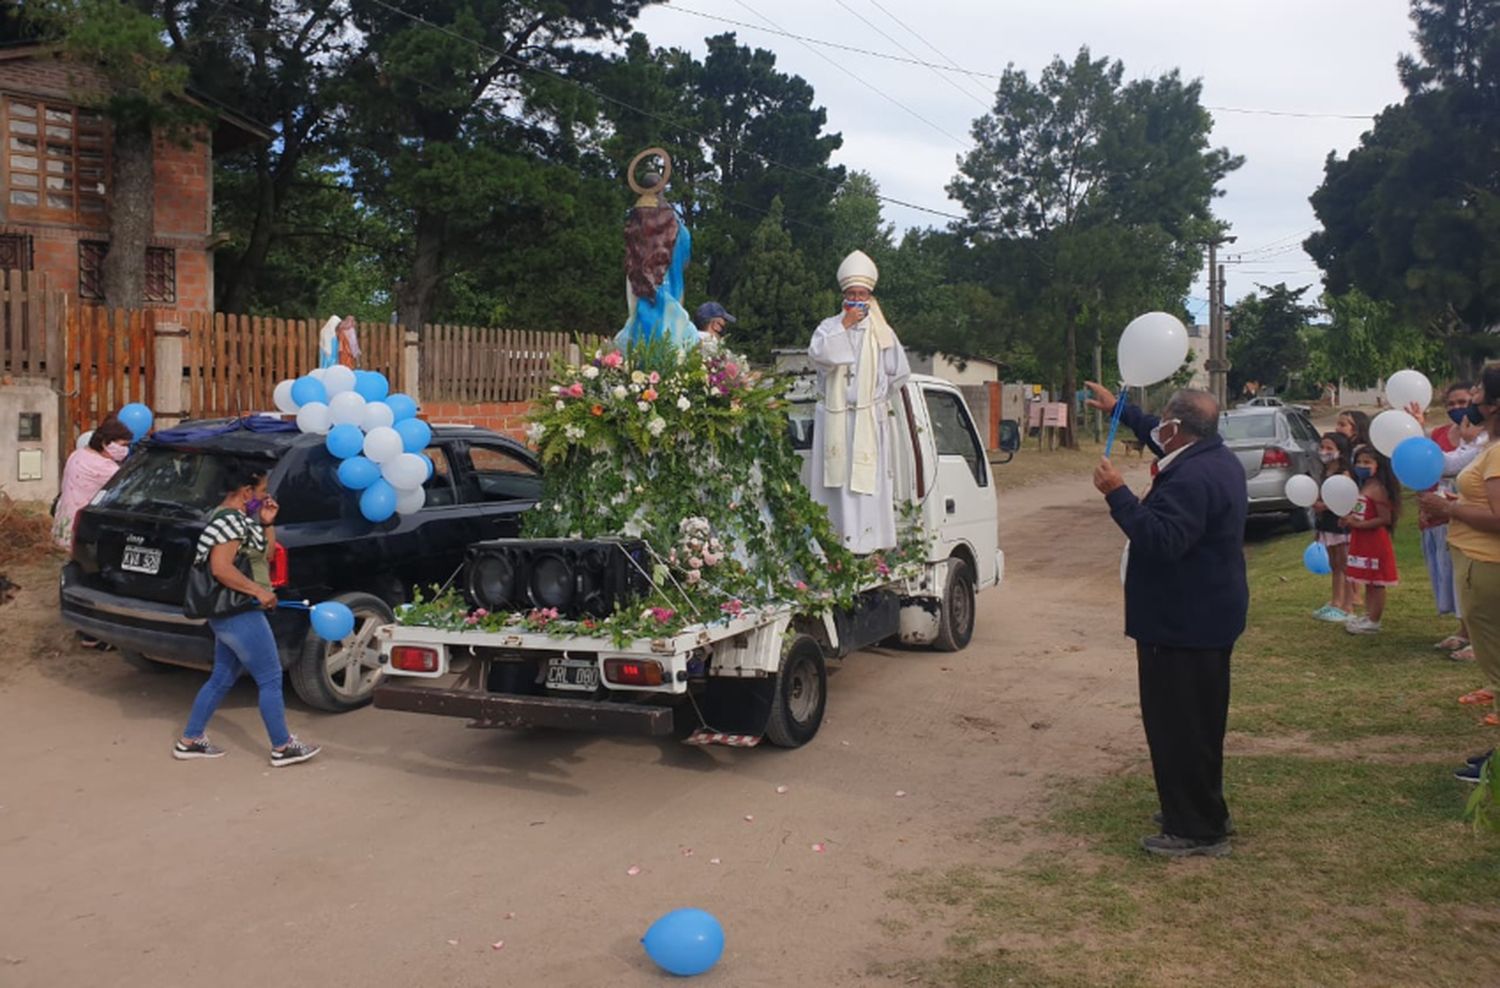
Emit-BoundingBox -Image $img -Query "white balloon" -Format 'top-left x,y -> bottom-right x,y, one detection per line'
295,401 -> 332,435
363,425 -> 403,464
76,429 -> 93,450
1384,369 -> 1433,412
1370,409 -> 1424,457
1321,474 -> 1360,517
1117,311 -> 1190,387
322,364 -> 357,396
308,367 -> 328,381
382,452 -> 428,490
1285,474 -> 1319,508
327,389 -> 367,427
395,485 -> 427,515
273,379 -> 299,414
360,401 -> 394,432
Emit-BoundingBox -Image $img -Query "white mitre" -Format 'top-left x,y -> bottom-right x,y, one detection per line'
837,250 -> 878,291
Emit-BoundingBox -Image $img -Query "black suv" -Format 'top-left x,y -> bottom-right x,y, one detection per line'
60,419 -> 541,711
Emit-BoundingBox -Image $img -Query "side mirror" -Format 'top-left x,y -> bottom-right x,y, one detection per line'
997,419 -> 1020,464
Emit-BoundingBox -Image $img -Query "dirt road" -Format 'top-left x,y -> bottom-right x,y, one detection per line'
0,463 -> 1150,987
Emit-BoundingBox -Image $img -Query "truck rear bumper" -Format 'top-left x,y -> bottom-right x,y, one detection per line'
373,682 -> 676,736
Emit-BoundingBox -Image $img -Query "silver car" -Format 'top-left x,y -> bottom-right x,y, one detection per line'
1220,407 -> 1323,529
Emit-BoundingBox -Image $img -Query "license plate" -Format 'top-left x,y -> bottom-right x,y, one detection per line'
545,658 -> 599,691
120,546 -> 162,575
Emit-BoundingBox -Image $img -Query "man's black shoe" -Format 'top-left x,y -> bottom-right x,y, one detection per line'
1153,811 -> 1236,836
1455,761 -> 1487,784
1141,833 -> 1231,859
1467,750 -> 1494,767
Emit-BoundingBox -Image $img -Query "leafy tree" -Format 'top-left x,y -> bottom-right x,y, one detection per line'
948,47 -> 1239,443
1226,283 -> 1315,395
1303,288 -> 1448,390
727,197 -> 822,361
1306,0 -> 1500,374
25,0 -> 203,307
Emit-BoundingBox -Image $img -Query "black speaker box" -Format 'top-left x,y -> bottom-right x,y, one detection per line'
463,538 -> 652,619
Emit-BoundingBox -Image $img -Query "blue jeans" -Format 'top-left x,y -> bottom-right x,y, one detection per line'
184,609 -> 290,747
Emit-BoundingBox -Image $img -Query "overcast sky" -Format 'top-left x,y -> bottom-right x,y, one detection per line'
632,0 -> 1417,321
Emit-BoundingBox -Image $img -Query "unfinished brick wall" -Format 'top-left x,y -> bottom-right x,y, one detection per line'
420,400 -> 535,443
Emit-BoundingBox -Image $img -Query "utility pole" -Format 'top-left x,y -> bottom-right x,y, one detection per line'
1201,235 -> 1236,408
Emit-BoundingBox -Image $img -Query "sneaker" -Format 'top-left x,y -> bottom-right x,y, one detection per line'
1153,811 -> 1237,836
1468,750 -> 1494,767
1140,833 -> 1231,859
1313,605 -> 1348,623
1455,760 -> 1488,784
1345,616 -> 1381,635
173,737 -> 226,760
269,737 -> 321,768
1450,646 -> 1476,662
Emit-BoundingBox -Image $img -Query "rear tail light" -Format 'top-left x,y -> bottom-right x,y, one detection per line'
604,658 -> 664,687
390,646 -> 440,674
268,543 -> 289,587
1261,447 -> 1292,468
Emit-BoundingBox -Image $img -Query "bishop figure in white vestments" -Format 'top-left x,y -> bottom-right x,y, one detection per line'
808,250 -> 911,554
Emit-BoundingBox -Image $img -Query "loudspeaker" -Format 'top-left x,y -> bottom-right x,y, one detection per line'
464,538 -> 652,618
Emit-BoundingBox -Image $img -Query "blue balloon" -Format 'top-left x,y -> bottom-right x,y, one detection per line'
117,402 -> 153,440
1392,435 -> 1444,490
422,453 -> 434,479
1303,541 -> 1331,575
394,416 -> 432,453
354,370 -> 390,403
359,478 -> 397,522
325,423 -> 365,459
642,909 -> 724,977
337,455 -> 381,490
385,393 -> 418,422
309,600 -> 356,641
290,375 -> 328,407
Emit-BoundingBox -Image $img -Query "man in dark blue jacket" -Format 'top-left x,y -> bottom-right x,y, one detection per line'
1087,382 -> 1248,858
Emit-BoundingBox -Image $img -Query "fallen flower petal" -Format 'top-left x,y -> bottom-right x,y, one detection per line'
491,941 -> 505,951
895,790 -> 908,798
775,785 -> 788,794
709,857 -> 722,865
626,865 -> 641,876
811,843 -> 826,853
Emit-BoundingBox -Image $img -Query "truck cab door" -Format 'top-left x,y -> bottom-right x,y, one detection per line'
920,384 -> 999,587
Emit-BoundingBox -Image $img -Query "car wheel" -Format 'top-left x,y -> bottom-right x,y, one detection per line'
764,634 -> 827,749
932,559 -> 976,652
1289,506 -> 1315,532
289,591 -> 394,712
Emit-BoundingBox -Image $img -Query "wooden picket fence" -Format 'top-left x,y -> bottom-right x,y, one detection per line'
419,325 -> 600,402
183,314 -> 407,417
61,306 -> 156,444
0,269 -> 63,378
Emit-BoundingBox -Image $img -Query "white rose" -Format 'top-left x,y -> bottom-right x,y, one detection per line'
677,396 -> 691,411
525,422 -> 546,442
613,385 -> 627,399
583,365 -> 600,379
555,400 -> 565,410
647,416 -> 666,436
637,401 -> 650,412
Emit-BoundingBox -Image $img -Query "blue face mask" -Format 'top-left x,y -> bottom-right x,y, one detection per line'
1353,466 -> 1372,484
1466,403 -> 1487,425
1449,407 -> 1470,425
244,497 -> 263,516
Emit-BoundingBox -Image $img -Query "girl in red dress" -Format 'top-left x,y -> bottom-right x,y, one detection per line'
1345,445 -> 1401,634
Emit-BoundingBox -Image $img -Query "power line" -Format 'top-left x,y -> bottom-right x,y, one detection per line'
834,0 -> 990,111
729,0 -> 972,150
364,0 -> 970,221
863,0 -> 996,106
658,4 -> 1377,121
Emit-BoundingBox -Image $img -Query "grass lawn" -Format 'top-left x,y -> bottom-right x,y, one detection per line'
995,432 -> 1146,493
889,500 -> 1500,987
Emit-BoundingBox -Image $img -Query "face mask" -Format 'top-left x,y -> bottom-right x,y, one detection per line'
1353,466 -> 1372,484
1318,450 -> 1338,464
1467,403 -> 1488,426
842,299 -> 869,314
1449,407 -> 1470,425
104,443 -> 128,463
1149,419 -> 1179,449
244,497 -> 263,516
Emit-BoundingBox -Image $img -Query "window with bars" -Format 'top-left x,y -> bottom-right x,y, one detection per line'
4,96 -> 108,225
78,241 -> 176,304
0,232 -> 31,270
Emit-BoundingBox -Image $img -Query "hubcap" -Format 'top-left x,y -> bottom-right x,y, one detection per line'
325,611 -> 384,698
951,576 -> 972,637
786,654 -> 822,723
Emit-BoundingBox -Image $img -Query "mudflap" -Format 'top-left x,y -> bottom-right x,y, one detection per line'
831,589 -> 901,657
680,675 -> 776,747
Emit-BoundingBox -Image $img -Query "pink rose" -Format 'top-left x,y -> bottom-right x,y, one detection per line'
648,371 -> 660,384
725,362 -> 739,377
601,351 -> 624,369
566,381 -> 585,398
794,580 -> 808,592
720,599 -> 744,617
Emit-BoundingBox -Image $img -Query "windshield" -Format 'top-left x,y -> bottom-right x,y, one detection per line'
93,449 -> 243,517
1220,413 -> 1281,442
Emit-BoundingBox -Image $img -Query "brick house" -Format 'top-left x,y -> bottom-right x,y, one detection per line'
0,43 -> 267,312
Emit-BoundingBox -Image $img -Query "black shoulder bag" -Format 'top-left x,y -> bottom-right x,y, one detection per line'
183,513 -> 262,620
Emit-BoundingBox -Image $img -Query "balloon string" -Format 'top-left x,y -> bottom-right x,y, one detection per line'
1103,388 -> 1128,457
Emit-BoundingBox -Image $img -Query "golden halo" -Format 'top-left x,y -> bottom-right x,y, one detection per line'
627,147 -> 673,196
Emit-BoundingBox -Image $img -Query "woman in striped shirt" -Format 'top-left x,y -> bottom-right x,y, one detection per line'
174,461 -> 320,767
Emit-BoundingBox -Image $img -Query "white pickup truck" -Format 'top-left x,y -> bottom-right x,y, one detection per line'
372,374 -> 1004,749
